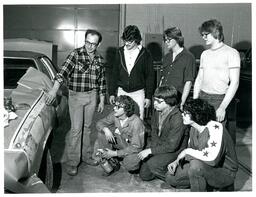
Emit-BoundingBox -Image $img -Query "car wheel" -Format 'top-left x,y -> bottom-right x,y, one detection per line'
38,145 -> 54,191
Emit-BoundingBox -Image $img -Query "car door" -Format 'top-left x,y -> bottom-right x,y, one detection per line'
39,56 -> 68,122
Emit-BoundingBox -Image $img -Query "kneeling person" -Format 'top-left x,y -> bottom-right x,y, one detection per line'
163,98 -> 238,191
138,86 -> 189,181
95,95 -> 145,174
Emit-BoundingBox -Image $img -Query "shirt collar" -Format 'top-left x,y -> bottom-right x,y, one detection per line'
124,44 -> 142,52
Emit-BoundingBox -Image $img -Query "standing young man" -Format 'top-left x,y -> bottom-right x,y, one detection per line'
45,29 -> 106,176
160,27 -> 196,110
109,25 -> 155,119
193,19 -> 240,124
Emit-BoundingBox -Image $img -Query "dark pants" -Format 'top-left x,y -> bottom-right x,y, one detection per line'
165,159 -> 236,191
199,90 -> 227,126
139,152 -> 179,181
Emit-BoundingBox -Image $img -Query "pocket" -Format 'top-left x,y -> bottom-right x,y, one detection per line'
77,61 -> 89,73
69,90 -> 77,97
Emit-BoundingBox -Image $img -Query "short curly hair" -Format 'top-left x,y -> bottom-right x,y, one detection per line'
115,95 -> 136,117
183,98 -> 216,125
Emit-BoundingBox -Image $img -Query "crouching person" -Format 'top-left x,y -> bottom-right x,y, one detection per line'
94,95 -> 145,175
162,98 -> 238,191
138,86 -> 189,181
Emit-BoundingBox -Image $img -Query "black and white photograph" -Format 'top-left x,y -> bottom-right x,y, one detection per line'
2,0 -> 254,194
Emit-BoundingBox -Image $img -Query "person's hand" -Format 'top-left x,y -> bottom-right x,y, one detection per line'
103,128 -> 115,143
138,148 -> 151,160
144,98 -> 151,108
109,95 -> 115,105
102,148 -> 117,158
180,103 -> 184,111
45,89 -> 57,105
97,101 -> 104,113
216,106 -> 226,122
167,160 -> 179,175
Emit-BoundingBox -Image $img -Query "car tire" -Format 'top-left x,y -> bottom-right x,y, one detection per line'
38,145 -> 54,192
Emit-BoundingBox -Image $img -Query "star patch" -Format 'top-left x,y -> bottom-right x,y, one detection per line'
214,124 -> 219,129
211,141 -> 217,147
203,151 -> 209,157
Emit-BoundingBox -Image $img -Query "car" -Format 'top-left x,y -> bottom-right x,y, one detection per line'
4,50 -> 68,193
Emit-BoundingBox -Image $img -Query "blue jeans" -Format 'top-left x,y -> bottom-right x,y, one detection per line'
165,159 -> 236,191
199,90 -> 227,126
66,89 -> 97,167
199,90 -> 225,111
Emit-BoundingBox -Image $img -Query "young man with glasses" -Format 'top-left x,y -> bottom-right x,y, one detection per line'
162,98 -> 238,191
45,29 -> 106,176
193,19 -> 240,131
160,27 -> 196,110
109,25 -> 155,120
94,95 -> 145,176
138,86 -> 189,181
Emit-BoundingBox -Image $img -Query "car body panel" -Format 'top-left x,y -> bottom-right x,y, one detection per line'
4,51 -> 68,193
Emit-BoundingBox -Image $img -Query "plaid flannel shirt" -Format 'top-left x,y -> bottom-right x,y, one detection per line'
55,46 -> 106,96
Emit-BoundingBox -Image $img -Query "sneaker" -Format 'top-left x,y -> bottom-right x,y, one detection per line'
160,182 -> 173,189
84,158 -> 99,166
66,165 -> 78,176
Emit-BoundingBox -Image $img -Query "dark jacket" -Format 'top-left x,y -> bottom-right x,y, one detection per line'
109,46 -> 155,99
149,106 -> 189,154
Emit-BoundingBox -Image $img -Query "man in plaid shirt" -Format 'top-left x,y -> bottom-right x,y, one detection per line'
45,29 -> 106,176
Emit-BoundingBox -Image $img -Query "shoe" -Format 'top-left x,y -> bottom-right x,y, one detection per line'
66,165 -> 78,176
160,182 -> 173,189
101,171 -> 112,177
84,158 -> 99,166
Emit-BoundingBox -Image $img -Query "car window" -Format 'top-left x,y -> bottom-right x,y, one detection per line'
40,57 -> 58,80
4,58 -> 37,89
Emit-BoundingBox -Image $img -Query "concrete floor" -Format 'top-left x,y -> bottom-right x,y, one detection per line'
50,105 -> 252,193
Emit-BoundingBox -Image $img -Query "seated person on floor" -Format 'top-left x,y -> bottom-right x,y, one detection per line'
94,95 -> 145,175
162,98 -> 238,191
138,85 -> 189,181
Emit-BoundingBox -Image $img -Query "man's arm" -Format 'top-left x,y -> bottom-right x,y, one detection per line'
109,49 -> 120,104
216,68 -> 240,122
193,68 -> 203,99
180,81 -> 192,109
45,50 -> 76,104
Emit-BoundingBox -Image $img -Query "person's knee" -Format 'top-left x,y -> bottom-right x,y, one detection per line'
123,156 -> 140,171
165,172 -> 179,187
139,163 -> 155,181
188,160 -> 204,177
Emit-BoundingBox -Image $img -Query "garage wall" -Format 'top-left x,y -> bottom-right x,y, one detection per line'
4,4 -> 251,62
124,3 -> 251,58
4,5 -> 120,67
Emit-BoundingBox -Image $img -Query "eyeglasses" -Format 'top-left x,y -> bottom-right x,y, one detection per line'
85,40 -> 98,47
154,97 -> 165,104
163,37 -> 172,43
180,109 -> 190,116
114,103 -> 125,109
201,32 -> 210,38
123,40 -> 134,45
